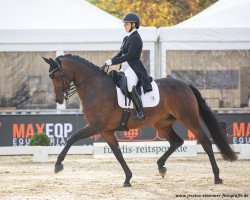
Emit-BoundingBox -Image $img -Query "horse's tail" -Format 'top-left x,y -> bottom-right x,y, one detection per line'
189,85 -> 237,161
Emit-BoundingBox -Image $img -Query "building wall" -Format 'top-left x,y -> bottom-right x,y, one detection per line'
166,50 -> 250,108
0,50 -> 150,109
0,51 -> 56,109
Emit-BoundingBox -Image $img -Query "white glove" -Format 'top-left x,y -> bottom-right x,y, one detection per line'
105,59 -> 112,66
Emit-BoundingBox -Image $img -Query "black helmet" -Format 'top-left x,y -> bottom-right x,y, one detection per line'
122,12 -> 140,29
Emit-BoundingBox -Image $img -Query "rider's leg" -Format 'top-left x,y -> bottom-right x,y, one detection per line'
120,62 -> 145,121
130,86 -> 145,121
120,62 -> 138,91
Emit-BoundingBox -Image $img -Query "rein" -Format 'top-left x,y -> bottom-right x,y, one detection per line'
101,63 -> 110,73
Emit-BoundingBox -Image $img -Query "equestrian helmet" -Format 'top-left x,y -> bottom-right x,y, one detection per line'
122,12 -> 140,28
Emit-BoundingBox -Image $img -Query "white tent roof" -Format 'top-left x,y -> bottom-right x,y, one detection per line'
159,0 -> 250,49
0,0 -> 157,43
175,0 -> 250,28
0,0 -> 122,29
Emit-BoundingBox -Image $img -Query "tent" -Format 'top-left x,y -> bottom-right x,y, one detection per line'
159,0 -> 250,50
0,0 -> 156,45
0,0 -> 157,109
158,0 -> 250,107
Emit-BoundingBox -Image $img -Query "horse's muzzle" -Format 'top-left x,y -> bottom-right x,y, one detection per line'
54,94 -> 64,104
56,99 -> 64,104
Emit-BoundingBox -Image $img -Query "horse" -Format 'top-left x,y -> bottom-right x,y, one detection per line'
43,54 -> 237,187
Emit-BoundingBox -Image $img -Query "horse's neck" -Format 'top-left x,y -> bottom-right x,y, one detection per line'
73,62 -> 111,101
73,63 -> 98,83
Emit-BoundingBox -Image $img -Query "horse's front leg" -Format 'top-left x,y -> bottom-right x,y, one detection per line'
55,124 -> 99,173
101,132 -> 132,187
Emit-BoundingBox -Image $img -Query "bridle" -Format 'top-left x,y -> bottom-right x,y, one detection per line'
49,59 -> 101,100
49,60 -> 76,100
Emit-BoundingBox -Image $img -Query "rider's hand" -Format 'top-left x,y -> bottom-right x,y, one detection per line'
105,59 -> 112,66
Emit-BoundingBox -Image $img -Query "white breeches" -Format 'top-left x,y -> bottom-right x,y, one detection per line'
120,62 -> 138,92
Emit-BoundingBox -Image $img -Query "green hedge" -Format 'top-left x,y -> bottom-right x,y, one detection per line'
29,132 -> 50,146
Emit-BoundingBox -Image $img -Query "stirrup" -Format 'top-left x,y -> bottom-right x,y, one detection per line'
134,111 -> 146,121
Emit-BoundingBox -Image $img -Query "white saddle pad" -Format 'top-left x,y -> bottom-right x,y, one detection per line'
116,81 -> 160,109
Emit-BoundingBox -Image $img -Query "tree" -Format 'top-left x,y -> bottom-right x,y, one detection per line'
87,0 -> 218,27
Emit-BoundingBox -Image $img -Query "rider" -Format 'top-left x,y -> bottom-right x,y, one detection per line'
105,12 -> 152,121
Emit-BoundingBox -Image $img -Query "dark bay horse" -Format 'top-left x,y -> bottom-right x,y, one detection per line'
43,54 -> 237,187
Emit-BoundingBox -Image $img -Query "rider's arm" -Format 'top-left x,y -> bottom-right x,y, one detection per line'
111,37 -> 140,65
111,36 -> 127,60
112,51 -> 122,59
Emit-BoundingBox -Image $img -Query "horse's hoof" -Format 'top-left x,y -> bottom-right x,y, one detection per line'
123,182 -> 131,187
159,167 -> 167,178
214,178 -> 223,184
55,163 -> 64,173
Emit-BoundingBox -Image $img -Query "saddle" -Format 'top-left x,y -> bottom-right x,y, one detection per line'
109,70 -> 129,98
108,70 -> 159,131
109,70 -> 153,96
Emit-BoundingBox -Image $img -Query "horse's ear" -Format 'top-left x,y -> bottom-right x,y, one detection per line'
42,57 -> 51,64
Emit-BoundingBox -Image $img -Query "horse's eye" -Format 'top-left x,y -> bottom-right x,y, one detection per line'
53,73 -> 61,79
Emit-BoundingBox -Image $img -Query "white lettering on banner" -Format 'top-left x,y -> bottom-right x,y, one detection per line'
233,136 -> 250,144
46,123 -> 73,138
13,138 -> 17,146
50,137 -> 67,146
54,124 -> 63,138
13,138 -> 31,147
46,123 -> 54,137
64,123 -> 73,137
94,141 -> 197,158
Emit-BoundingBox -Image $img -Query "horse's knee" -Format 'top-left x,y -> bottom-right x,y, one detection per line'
171,139 -> 184,148
177,138 -> 184,147
169,131 -> 184,148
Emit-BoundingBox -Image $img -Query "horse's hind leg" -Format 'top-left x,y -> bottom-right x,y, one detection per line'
101,131 -> 132,187
193,126 -> 222,184
180,117 -> 222,184
154,121 -> 184,178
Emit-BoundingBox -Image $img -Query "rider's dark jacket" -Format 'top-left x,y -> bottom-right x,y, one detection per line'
111,30 -> 152,93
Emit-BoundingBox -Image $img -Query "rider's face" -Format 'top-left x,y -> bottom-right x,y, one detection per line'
124,22 -> 135,32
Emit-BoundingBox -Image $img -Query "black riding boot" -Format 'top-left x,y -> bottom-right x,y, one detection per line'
130,86 -> 146,121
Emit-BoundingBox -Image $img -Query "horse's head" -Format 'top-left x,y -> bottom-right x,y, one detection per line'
43,57 -> 72,104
